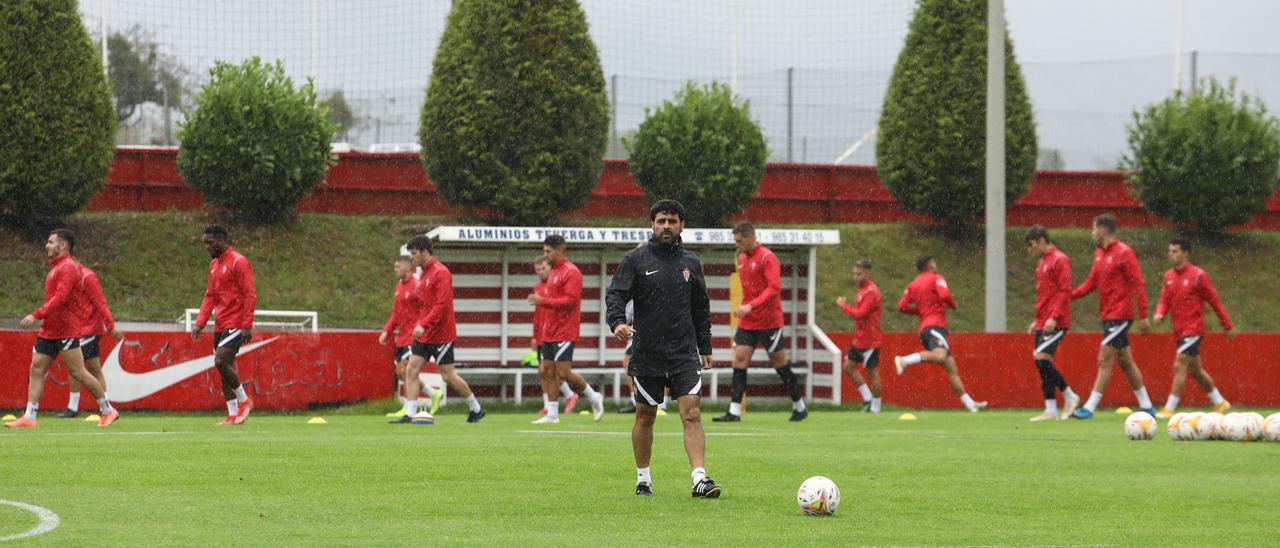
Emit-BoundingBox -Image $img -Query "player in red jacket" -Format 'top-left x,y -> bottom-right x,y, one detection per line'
836,259 -> 882,413
530,255 -> 577,417
714,222 -> 808,423
7,229 -> 120,429
395,235 -> 485,424
1152,239 -> 1234,418
1024,226 -> 1082,421
380,255 -> 440,419
1068,214 -> 1156,419
57,263 -> 125,418
892,256 -> 987,412
530,235 -> 604,424
192,225 -> 258,426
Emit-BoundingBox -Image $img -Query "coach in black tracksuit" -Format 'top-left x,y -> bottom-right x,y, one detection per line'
606,199 -> 721,499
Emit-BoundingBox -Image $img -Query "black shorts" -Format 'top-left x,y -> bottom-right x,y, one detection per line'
1101,320 -> 1131,349
33,337 -> 79,358
1033,329 -> 1068,357
214,329 -> 245,354
393,345 -> 412,365
733,327 -> 785,353
540,341 -> 576,362
919,326 -> 950,353
79,336 -> 102,360
631,369 -> 702,405
411,341 -> 455,365
846,346 -> 880,369
1176,335 -> 1202,357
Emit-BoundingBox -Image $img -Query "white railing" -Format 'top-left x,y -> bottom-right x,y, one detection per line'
180,309 -> 319,333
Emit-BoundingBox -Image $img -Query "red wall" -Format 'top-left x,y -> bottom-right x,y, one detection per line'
93,148 -> 1280,229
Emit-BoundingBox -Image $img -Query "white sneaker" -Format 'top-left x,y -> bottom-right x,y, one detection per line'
1029,412 -> 1057,422
1060,393 -> 1081,421
894,356 -> 906,375
531,415 -> 559,424
968,401 -> 988,413
590,393 -> 605,422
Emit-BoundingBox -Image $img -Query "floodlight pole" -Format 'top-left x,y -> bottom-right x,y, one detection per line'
984,0 -> 1007,332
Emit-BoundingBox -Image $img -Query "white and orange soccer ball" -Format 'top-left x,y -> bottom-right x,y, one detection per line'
1198,412 -> 1224,440
1263,413 -> 1280,442
1218,413 -> 1247,441
1125,412 -> 1158,440
1166,412 -> 1187,440
1177,412 -> 1205,441
796,476 -> 840,516
1241,412 -> 1264,441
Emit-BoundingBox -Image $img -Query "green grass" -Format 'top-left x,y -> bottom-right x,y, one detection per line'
5,212 -> 1280,332
1,409 -> 1277,545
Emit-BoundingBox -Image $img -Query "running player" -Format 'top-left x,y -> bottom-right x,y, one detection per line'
395,235 -> 486,424
57,262 -> 124,418
1069,214 -> 1156,418
892,256 -> 987,412
1024,226 -> 1082,421
714,222 -> 807,423
192,225 -> 257,426
836,259 -> 882,413
606,199 -> 721,498
380,255 -> 440,418
530,254 -> 578,418
1153,239 -> 1233,417
529,235 -> 604,424
7,229 -> 120,428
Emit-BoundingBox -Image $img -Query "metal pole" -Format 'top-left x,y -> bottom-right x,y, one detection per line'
100,10 -> 108,76
787,67 -> 794,162
310,0 -> 319,80
1190,50 -> 1198,94
1173,0 -> 1185,91
610,74 -> 618,156
984,0 -> 1007,333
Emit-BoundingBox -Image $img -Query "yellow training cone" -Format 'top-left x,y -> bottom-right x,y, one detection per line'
1,414 -> 16,421
1115,407 -> 1133,414
307,417 -> 328,424
85,414 -> 101,422
899,413 -> 918,421
579,410 -> 591,416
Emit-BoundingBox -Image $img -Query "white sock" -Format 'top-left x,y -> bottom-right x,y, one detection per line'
24,402 -> 38,420
582,384 -> 599,399
1208,389 -> 1224,405
1084,391 -> 1103,412
960,393 -> 977,411
658,396 -> 668,411
559,382 -> 573,398
466,394 -> 482,413
903,353 -> 923,366
68,392 -> 81,412
793,399 -> 807,412
691,467 -> 706,486
1164,395 -> 1180,411
420,383 -> 435,396
542,393 -> 550,408
547,401 -> 560,419
1134,387 -> 1153,409
870,398 -> 881,413
728,402 -> 742,416
405,400 -> 418,416
226,399 -> 238,416
1063,387 -> 1079,401
858,385 -> 873,402
234,386 -> 248,403
1045,399 -> 1059,414
637,467 -> 651,485
97,398 -> 114,414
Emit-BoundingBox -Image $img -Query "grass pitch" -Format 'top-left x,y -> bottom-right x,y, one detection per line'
1,407 -> 1277,546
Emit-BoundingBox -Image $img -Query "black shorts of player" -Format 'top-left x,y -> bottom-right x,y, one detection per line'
214,329 -> 245,354
33,336 -> 79,358
733,327 -> 784,353
1100,320 -> 1132,349
80,336 -> 101,360
1032,329 -> 1068,357
846,346 -> 880,369
540,341 -> 576,362
1176,335 -> 1203,357
631,369 -> 702,406
393,345 -> 412,365
410,341 -> 456,365
919,326 -> 951,353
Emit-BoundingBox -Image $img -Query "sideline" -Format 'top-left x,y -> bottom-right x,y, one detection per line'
516,430 -> 762,437
0,499 -> 59,542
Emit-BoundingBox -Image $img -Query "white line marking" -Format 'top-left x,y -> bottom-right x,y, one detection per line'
0,431 -> 189,438
0,499 -> 60,541
515,430 -> 761,437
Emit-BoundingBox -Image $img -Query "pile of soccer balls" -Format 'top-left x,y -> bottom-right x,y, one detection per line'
1125,411 -> 1280,441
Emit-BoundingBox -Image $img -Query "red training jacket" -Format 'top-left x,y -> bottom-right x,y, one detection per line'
1033,246 -> 1073,330
532,280 -> 549,343
538,258 -> 582,342
78,265 -> 116,338
898,271 -> 956,332
1071,239 -> 1148,321
737,243 -> 784,330
1156,264 -> 1232,338
196,247 -> 257,331
33,254 -> 84,339
839,280 -> 882,348
382,276 -> 421,348
414,258 -> 456,344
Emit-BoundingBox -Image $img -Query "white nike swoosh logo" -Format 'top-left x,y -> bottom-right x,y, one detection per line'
101,337 -> 279,402
645,270 -> 659,276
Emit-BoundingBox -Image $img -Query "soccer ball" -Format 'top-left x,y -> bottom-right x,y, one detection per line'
796,476 -> 840,516
1177,412 -> 1205,441
1197,413 -> 1224,440
1263,413 -> 1280,442
1124,412 -> 1157,440
1218,413 -> 1247,441
1165,413 -> 1187,440
1241,412 -> 1264,441
411,411 -> 435,425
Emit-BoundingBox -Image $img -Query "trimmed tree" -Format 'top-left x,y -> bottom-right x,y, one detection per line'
178,57 -> 335,222
420,0 -> 608,225
626,82 -> 767,227
0,0 -> 115,224
1122,78 -> 1280,232
877,0 -> 1037,227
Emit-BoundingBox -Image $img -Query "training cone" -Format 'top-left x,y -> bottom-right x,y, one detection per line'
1115,407 -> 1133,414
307,417 -> 328,424
85,414 -> 101,422
579,410 -> 591,416
899,413 -> 918,421
1,414 -> 16,421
